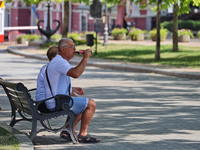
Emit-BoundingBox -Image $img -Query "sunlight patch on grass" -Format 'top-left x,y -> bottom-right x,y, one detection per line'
72,43 -> 200,69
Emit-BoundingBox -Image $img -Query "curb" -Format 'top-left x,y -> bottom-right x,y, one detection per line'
7,45 -> 47,61
7,45 -> 200,80
0,122 -> 34,150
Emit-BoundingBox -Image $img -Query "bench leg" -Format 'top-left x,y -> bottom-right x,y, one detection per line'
67,112 -> 79,144
29,118 -> 37,140
68,125 -> 79,144
9,106 -> 17,127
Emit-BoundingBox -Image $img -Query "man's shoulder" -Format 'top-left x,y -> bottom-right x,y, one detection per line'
53,55 -> 67,62
41,64 -> 47,70
52,55 -> 70,65
39,64 -> 47,74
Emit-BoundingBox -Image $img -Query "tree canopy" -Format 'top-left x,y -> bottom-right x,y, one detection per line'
132,0 -> 200,15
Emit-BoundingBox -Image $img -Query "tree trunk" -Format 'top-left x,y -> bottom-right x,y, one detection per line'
155,0 -> 161,60
173,2 -> 178,52
62,1 -> 69,37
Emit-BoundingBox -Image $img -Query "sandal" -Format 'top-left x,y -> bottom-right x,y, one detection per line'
60,131 -> 72,141
78,134 -> 100,143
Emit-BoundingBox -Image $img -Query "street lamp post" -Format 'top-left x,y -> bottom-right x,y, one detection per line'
103,1 -> 108,46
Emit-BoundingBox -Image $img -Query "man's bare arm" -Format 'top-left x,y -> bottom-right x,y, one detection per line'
67,49 -> 92,78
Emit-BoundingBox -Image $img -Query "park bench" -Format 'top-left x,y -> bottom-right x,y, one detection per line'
0,78 -> 78,144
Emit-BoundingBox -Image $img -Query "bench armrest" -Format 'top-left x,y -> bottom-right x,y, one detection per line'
34,95 -> 73,110
34,96 -> 57,105
28,88 -> 37,92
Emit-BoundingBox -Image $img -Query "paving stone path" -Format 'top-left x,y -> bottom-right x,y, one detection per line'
0,47 -> 200,150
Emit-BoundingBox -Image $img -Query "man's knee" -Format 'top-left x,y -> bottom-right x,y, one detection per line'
87,99 -> 96,109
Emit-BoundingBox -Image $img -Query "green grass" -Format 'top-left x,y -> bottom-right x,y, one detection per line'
76,44 -> 200,69
0,127 -> 20,150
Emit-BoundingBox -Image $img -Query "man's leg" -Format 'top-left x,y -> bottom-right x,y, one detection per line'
79,98 -> 96,137
73,114 -> 82,135
62,114 -> 81,136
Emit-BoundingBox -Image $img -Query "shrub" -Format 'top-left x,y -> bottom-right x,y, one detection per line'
111,28 -> 128,36
67,32 -> 87,45
17,35 -> 25,40
161,20 -> 200,31
17,34 -> 41,42
197,31 -> 200,39
128,27 -> 147,40
67,32 -> 83,41
73,39 -> 86,46
24,34 -> 41,41
51,34 -> 62,41
178,29 -> 194,38
148,28 -> 169,41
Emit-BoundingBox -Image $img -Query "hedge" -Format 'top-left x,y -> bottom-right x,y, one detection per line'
161,20 -> 200,31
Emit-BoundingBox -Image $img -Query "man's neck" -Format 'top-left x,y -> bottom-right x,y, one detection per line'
58,53 -> 70,61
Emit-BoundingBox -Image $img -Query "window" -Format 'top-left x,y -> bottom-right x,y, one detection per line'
81,15 -> 86,31
80,14 -> 87,31
4,9 -> 10,27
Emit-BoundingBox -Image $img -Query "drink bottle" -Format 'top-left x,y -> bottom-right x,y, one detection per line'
74,50 -> 92,55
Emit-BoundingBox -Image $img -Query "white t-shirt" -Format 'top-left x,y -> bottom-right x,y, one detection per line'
44,54 -> 73,109
36,64 -> 48,101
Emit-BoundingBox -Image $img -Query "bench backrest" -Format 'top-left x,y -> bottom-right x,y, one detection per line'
0,78 -> 32,115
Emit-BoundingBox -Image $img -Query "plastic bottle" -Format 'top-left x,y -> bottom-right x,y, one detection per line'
74,50 -> 85,55
74,50 -> 92,55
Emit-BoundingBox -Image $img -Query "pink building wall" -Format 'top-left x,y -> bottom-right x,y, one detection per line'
116,5 -> 126,28
18,9 -> 30,26
72,12 -> 80,32
137,18 -> 146,30
7,1 -> 150,37
10,9 -> 18,26
36,10 -> 44,35
52,11 -> 57,30
58,13 -> 62,34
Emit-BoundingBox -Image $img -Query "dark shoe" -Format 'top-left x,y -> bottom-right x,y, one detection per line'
60,131 -> 72,141
78,134 -> 100,143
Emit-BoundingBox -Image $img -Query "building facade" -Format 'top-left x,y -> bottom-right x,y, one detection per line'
3,0 -> 160,40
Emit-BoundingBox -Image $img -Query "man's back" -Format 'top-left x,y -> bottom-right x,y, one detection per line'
44,54 -> 72,109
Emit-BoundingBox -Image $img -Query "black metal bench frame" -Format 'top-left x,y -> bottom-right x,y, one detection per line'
0,78 -> 78,144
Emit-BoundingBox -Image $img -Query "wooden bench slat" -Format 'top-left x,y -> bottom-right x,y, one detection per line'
10,96 -> 32,115
6,88 -> 25,98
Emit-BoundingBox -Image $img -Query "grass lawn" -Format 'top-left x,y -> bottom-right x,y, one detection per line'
0,127 -> 20,150
76,44 -> 200,69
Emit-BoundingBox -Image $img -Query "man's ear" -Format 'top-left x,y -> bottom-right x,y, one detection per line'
60,47 -> 65,53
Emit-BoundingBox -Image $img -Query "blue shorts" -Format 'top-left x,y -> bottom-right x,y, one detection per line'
70,97 -> 88,114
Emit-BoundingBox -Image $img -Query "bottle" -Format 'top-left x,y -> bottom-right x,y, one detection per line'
74,50 -> 85,55
74,50 -> 92,55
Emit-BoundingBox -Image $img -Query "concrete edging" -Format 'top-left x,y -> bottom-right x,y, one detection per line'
7,45 -> 48,61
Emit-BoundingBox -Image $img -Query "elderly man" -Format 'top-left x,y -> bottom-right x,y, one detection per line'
43,38 -> 100,143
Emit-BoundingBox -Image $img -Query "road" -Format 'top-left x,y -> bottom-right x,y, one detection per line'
0,49 -> 200,150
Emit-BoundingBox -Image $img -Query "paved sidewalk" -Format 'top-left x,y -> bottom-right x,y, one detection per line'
1,39 -> 200,150
6,41 -> 200,80
1,47 -> 200,150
